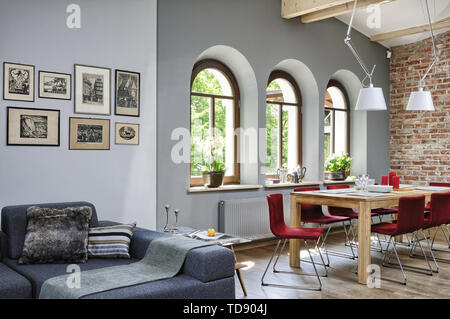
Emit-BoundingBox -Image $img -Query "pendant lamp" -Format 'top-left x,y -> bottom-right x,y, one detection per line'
406,0 -> 438,111
345,0 -> 387,111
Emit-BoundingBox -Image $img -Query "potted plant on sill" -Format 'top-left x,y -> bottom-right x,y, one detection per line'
325,153 -> 352,181
199,135 -> 226,188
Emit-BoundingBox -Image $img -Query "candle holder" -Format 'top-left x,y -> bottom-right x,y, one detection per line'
163,204 -> 170,232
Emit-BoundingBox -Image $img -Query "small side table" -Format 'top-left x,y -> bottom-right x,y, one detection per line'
172,227 -> 251,297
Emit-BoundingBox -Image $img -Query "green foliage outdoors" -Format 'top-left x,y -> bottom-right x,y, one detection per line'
266,80 -> 288,173
191,72 -> 289,176
191,69 -> 227,175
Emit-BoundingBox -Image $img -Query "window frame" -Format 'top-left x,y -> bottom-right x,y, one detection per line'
265,70 -> 302,179
190,59 -> 241,186
324,80 -> 351,158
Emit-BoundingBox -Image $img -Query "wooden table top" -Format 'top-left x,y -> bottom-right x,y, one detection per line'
291,187 -> 450,202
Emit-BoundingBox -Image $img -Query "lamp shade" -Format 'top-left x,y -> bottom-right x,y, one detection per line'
406,88 -> 434,111
355,84 -> 387,111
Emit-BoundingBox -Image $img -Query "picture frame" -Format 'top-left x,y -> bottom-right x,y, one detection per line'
115,122 -> 140,145
69,117 -> 110,150
7,107 -> 60,146
74,64 -> 111,115
39,71 -> 71,100
115,70 -> 140,117
3,62 -> 35,102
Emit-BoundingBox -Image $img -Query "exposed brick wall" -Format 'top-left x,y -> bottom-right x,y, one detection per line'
390,31 -> 450,185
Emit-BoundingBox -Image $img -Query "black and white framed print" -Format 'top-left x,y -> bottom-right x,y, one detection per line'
7,107 -> 60,146
115,122 -> 139,145
69,117 -> 110,150
39,71 -> 71,100
74,64 -> 111,115
3,62 -> 35,102
115,70 -> 140,117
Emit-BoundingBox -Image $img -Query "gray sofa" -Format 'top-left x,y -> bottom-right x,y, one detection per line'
0,202 -> 236,299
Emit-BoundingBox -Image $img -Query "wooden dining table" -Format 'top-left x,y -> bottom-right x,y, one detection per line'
289,187 -> 450,285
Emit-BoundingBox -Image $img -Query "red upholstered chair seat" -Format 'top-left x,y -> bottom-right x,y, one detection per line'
372,208 -> 398,216
277,227 -> 324,240
302,215 -> 350,225
371,223 -> 398,236
266,193 -> 324,241
371,196 -> 426,237
423,192 -> 450,230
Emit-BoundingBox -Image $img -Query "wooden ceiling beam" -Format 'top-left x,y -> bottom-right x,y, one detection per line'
282,0 -> 354,19
370,16 -> 450,42
300,0 -> 393,24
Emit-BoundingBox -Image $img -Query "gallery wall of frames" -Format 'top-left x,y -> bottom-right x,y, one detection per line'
3,62 -> 140,149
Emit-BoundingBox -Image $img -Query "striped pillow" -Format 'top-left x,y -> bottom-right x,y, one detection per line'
88,223 -> 136,259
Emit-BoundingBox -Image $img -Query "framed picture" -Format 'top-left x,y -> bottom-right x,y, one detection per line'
3,62 -> 35,102
115,122 -> 140,145
74,64 -> 111,115
69,117 -> 110,150
39,71 -> 71,100
7,107 -> 60,146
115,70 -> 140,117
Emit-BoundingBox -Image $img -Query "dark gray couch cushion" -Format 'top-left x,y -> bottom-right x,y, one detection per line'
82,275 -> 235,299
19,206 -> 92,265
1,202 -> 98,259
3,257 -> 136,298
3,258 -> 235,299
0,263 -> 32,299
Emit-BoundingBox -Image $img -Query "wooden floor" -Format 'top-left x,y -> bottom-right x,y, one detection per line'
234,231 -> 450,299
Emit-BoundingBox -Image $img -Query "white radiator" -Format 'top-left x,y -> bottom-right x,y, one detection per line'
218,196 -> 291,240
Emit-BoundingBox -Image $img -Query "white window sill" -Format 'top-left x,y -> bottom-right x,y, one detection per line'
188,184 -> 262,193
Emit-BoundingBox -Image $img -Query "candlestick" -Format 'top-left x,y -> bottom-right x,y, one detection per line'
389,171 -> 397,186
393,176 -> 400,190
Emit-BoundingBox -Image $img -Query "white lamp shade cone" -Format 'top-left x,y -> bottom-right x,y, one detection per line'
406,88 -> 434,111
355,84 -> 387,111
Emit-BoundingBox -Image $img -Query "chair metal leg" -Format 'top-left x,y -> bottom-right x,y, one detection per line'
261,239 -> 324,291
380,236 -> 407,285
417,227 -> 450,264
385,232 -> 433,276
431,226 -> 450,253
421,229 -> 439,273
272,239 -> 287,273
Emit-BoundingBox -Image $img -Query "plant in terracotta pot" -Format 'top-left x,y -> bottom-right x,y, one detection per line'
199,135 -> 226,188
325,153 -> 352,181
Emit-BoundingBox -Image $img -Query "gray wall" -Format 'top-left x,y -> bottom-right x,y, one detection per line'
157,0 -> 390,230
0,0 -> 157,229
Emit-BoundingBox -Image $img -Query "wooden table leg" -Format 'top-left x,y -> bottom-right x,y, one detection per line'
358,201 -> 371,284
231,245 -> 247,296
289,195 -> 301,268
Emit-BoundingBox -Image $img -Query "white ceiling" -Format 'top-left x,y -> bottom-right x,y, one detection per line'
335,0 -> 450,48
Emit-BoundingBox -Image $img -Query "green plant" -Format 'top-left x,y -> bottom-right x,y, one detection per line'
325,153 -> 352,172
197,134 -> 226,173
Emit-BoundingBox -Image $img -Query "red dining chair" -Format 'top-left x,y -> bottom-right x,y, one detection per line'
411,192 -> 450,270
425,183 -> 450,247
294,187 -> 356,264
425,183 -> 450,211
371,195 -> 432,285
262,194 -> 327,291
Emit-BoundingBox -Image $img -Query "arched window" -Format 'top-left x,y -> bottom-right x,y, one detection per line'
324,80 -> 350,161
266,71 -> 302,176
190,59 -> 240,186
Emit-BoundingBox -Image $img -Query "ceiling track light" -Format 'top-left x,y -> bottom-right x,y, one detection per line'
406,0 -> 438,111
344,0 -> 387,111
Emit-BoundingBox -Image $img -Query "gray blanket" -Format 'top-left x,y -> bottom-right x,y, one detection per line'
39,235 -> 216,299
